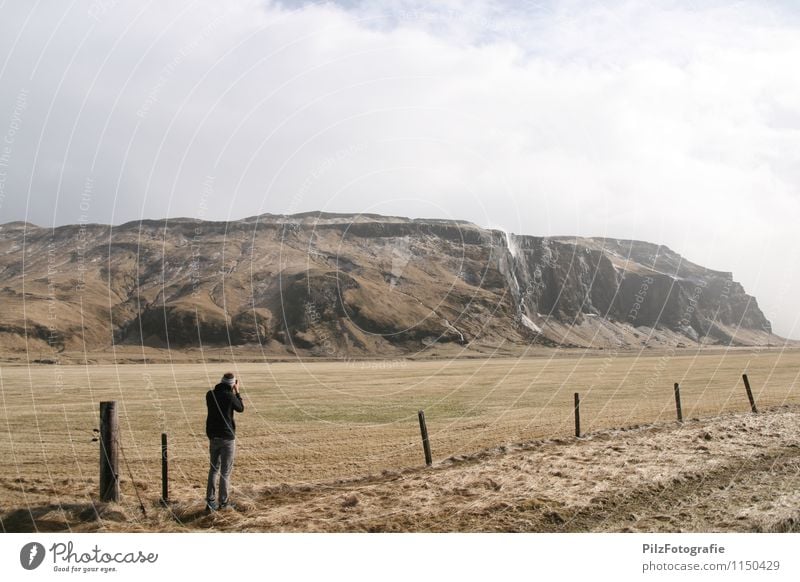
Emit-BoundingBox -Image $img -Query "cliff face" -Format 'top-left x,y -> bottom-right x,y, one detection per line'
499,233 -> 771,347
0,213 -> 776,355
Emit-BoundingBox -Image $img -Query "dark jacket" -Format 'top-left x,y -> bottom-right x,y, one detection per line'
206,383 -> 244,440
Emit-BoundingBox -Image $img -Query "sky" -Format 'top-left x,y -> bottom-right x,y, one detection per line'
0,0 -> 798,338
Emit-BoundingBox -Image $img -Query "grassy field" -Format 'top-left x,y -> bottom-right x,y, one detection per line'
1,347 -> 798,523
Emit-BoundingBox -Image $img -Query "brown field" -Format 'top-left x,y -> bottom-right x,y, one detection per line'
1,347 -> 799,532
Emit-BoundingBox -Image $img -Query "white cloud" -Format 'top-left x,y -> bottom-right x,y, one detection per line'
0,0 -> 798,337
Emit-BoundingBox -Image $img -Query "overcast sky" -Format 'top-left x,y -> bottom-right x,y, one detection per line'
0,0 -> 798,338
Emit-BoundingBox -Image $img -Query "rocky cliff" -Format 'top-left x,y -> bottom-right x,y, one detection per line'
0,213 -> 778,356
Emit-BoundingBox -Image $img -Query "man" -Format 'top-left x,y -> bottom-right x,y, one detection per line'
205,372 -> 244,511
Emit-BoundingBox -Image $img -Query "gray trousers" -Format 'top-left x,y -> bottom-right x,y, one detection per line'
206,437 -> 236,506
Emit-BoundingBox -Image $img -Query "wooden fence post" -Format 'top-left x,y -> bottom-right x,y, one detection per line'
574,392 -> 581,438
418,410 -> 433,466
99,401 -> 120,502
160,433 -> 169,505
674,383 -> 683,423
742,374 -> 758,413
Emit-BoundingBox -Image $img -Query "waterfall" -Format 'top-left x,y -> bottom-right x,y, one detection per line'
498,229 -> 540,335
499,230 -> 522,304
504,230 -> 520,259
442,319 -> 466,344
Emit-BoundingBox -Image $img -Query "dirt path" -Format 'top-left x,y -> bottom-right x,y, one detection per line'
4,406 -> 800,532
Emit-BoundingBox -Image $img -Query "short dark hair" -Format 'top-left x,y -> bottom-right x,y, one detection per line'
222,372 -> 235,380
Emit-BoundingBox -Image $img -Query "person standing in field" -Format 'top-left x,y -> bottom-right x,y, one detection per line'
205,372 -> 244,511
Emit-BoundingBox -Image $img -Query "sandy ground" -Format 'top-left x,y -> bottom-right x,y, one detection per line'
3,405 -> 799,533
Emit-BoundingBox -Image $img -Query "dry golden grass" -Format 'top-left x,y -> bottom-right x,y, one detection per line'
1,347 -> 798,531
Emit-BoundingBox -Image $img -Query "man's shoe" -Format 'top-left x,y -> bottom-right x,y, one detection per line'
219,502 -> 235,511
205,501 -> 218,512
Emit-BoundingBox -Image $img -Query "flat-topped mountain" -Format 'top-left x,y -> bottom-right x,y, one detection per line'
0,212 -> 779,356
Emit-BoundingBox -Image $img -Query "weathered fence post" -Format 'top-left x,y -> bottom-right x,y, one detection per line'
742,374 -> 758,413
574,392 -> 581,438
418,410 -> 433,466
99,401 -> 120,502
160,433 -> 169,505
674,383 -> 683,423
